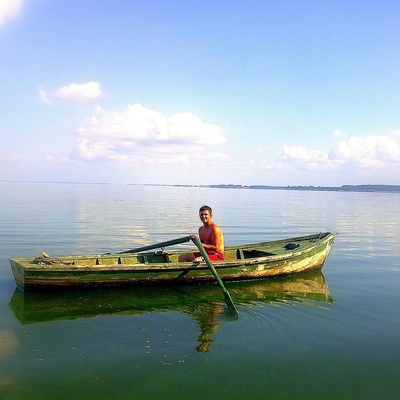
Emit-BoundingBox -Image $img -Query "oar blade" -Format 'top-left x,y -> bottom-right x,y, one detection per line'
223,291 -> 239,318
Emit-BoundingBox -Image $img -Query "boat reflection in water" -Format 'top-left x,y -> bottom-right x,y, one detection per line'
9,271 -> 333,352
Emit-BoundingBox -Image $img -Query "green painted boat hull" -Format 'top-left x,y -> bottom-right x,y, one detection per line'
10,232 -> 336,292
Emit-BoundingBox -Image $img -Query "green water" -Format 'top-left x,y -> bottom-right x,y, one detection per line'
0,182 -> 399,399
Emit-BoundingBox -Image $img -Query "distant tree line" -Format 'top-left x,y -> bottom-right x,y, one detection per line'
208,184 -> 400,193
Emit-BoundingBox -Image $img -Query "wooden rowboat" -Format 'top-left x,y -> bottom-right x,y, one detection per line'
10,232 -> 336,292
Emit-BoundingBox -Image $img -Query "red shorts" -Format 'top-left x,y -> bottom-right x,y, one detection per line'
193,251 -> 225,261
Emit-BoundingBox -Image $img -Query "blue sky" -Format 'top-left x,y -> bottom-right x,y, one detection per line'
1,0 -> 399,186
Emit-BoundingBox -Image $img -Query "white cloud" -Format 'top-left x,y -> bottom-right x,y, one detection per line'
38,81 -> 103,103
375,131 -> 400,161
282,145 -> 331,171
72,104 -> 226,165
283,145 -> 328,162
0,0 -> 25,26
330,131 -> 400,163
282,131 -> 400,174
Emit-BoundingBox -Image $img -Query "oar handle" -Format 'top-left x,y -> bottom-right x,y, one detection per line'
118,236 -> 191,254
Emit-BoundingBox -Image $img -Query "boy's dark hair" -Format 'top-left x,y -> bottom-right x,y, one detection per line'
199,205 -> 212,213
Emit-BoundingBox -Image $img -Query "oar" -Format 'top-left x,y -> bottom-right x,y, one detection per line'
192,236 -> 239,318
117,236 -> 191,254
116,235 -> 238,318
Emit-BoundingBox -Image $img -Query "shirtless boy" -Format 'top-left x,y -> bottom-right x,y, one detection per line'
178,206 -> 225,262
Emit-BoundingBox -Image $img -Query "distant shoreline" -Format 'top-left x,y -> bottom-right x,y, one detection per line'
2,181 -> 399,193
139,184 -> 400,193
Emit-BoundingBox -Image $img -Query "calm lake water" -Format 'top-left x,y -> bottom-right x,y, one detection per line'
0,182 -> 399,399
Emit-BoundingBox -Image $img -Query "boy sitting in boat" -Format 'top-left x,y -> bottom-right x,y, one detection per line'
178,206 -> 225,262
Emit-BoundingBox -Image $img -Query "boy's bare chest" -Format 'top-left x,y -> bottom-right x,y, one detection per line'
199,226 -> 213,243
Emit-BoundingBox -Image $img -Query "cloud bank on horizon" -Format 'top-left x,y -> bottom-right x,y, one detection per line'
1,1 -> 399,186
35,80 -> 400,178
283,131 -> 400,171
41,81 -> 399,182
